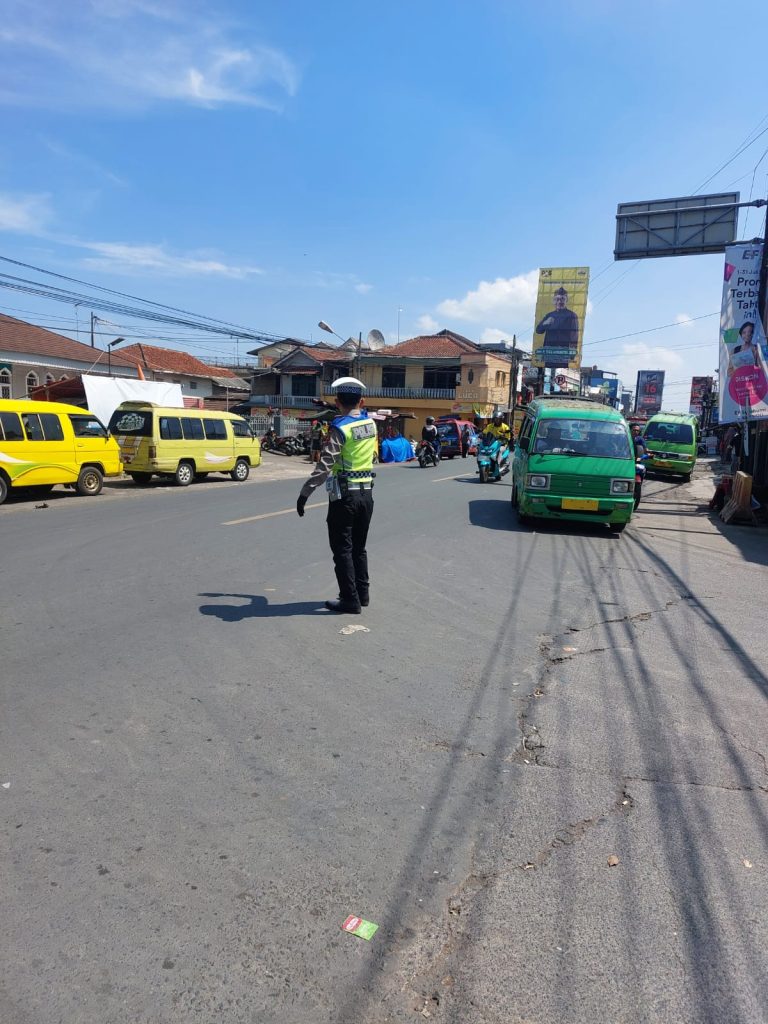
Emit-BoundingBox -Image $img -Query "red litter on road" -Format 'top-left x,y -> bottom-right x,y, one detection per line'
341,915 -> 379,940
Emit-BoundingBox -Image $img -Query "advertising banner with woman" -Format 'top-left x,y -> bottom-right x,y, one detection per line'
719,244 -> 768,424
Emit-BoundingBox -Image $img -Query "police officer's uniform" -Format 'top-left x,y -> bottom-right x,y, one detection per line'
296,378 -> 376,614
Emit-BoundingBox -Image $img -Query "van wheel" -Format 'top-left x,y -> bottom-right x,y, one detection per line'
609,522 -> 627,534
0,475 -> 7,505
231,458 -> 250,482
129,472 -> 152,485
682,473 -> 692,483
175,461 -> 194,486
76,466 -> 103,496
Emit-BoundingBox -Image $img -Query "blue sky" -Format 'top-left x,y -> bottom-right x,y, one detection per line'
1,0 -> 767,408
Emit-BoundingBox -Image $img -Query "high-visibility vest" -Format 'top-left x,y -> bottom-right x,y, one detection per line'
331,413 -> 377,484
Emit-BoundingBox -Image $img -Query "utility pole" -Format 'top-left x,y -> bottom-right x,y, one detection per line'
90,312 -> 96,348
506,335 -> 518,431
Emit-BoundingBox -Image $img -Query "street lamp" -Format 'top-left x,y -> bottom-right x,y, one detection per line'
107,337 -> 126,376
318,320 -> 363,379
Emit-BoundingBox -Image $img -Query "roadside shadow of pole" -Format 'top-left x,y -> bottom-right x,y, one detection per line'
198,593 -> 326,620
541,533 -> 768,1022
437,528 -> 768,1024
332,533 -> 544,1023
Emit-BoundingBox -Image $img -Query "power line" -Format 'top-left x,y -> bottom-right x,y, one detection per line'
583,311 -> 719,349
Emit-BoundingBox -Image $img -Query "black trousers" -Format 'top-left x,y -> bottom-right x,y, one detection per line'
326,491 -> 374,605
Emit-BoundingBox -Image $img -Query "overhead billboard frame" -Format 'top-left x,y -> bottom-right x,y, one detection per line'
614,192 -> 743,260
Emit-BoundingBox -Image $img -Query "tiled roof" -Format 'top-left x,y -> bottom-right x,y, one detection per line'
381,330 -> 480,358
0,313 -> 136,367
117,342 -> 242,380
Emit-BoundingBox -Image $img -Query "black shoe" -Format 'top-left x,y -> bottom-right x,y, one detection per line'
337,593 -> 369,607
325,599 -> 362,614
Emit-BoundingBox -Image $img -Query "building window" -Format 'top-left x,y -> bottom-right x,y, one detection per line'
26,371 -> 39,393
45,373 -> 56,385
495,370 -> 507,387
423,365 -> 460,389
190,380 -> 198,390
467,369 -> 474,384
381,365 -> 406,389
0,368 -> 10,399
59,375 -> 69,381
291,375 -> 317,397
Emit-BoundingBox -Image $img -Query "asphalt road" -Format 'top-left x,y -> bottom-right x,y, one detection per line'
2,456 -> 767,1024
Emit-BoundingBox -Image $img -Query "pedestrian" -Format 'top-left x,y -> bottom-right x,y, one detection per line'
310,419 -> 322,463
296,377 -> 377,614
461,423 -> 471,458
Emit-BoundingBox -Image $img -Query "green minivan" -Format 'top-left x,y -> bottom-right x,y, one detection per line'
511,396 -> 635,533
642,412 -> 698,481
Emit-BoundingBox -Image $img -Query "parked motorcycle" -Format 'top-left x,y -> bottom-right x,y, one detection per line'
476,434 -> 510,483
416,440 -> 439,468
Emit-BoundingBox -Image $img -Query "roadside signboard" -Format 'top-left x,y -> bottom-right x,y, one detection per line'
531,267 -> 590,370
635,371 -> 665,415
689,376 -> 713,415
615,193 -> 739,260
718,243 -> 768,424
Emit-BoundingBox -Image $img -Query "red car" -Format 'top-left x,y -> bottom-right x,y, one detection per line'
436,418 -> 479,458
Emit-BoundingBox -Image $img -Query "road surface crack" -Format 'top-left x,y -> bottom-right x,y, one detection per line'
518,785 -> 634,871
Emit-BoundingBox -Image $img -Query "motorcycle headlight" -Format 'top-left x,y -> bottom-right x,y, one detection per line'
611,479 -> 632,494
527,474 -> 550,489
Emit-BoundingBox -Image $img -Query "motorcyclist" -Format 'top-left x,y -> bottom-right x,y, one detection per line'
421,416 -> 440,462
631,424 -> 647,459
484,412 -> 511,471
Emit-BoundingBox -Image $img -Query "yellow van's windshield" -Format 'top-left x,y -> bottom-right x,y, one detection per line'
533,418 -> 631,459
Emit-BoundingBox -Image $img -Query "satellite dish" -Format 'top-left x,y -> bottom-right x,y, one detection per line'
367,329 -> 386,351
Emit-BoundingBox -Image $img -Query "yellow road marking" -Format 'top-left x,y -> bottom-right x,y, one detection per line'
222,501 -> 325,526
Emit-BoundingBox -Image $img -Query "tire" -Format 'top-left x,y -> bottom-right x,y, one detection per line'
634,483 -> 642,509
231,458 -> 250,482
76,465 -> 103,497
609,522 -> 627,534
682,473 -> 692,483
175,461 -> 194,487
0,474 -> 7,505
129,472 -> 153,485
479,465 -> 488,484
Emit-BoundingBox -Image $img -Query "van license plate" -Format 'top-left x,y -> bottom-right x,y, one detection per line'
562,498 -> 599,511
654,459 -> 672,468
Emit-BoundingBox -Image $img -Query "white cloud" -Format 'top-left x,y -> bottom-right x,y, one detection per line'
79,241 -> 263,279
437,270 -> 539,323
604,341 -> 685,393
675,313 -> 694,328
354,282 -> 373,294
0,1 -> 299,111
0,191 -> 52,233
479,328 -> 511,345
416,314 -> 438,333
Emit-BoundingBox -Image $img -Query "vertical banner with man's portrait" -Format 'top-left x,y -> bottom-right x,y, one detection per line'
531,267 -> 590,369
719,243 -> 768,424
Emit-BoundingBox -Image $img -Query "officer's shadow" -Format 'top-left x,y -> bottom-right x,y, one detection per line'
199,593 -> 326,621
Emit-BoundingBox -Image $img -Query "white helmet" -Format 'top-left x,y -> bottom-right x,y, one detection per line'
331,376 -> 366,396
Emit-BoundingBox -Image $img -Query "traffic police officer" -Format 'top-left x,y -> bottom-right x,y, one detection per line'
296,377 -> 377,614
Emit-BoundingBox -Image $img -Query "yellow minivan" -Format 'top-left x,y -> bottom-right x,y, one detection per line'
108,403 -> 261,486
0,399 -> 122,505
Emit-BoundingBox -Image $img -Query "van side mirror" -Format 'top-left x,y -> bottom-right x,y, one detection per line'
518,436 -> 529,451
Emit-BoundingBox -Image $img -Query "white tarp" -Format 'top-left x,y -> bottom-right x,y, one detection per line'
82,376 -> 184,427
